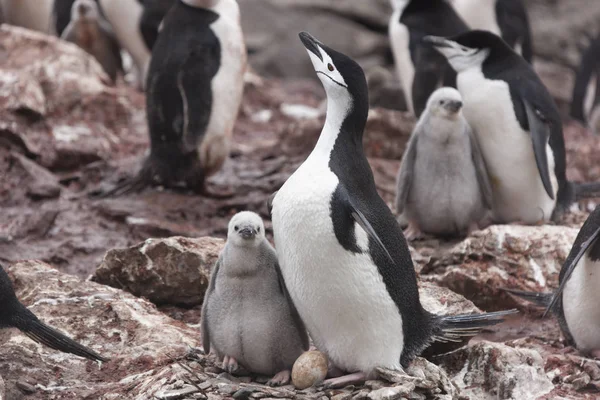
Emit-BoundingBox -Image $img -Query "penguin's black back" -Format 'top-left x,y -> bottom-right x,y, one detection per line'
139,0 -> 176,50
0,265 -> 24,329
571,33 -> 600,123
495,0 -> 533,63
144,0 -> 220,182
322,44 -> 434,366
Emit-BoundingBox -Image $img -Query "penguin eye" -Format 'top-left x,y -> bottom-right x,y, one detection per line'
234,226 -> 239,231
327,63 -> 334,72
257,227 -> 261,233
440,100 -> 445,105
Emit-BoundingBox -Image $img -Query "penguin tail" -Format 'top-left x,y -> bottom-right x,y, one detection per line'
574,182 -> 600,201
15,310 -> 108,362
432,309 -> 518,343
502,288 -> 553,308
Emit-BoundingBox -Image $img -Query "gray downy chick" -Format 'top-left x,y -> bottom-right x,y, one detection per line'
201,211 -> 309,386
395,87 -> 492,240
61,0 -> 123,82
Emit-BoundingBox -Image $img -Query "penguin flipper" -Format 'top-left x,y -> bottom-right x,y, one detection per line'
13,308 -> 107,362
467,125 -> 493,210
272,258 -> 310,351
523,99 -> 555,200
502,288 -> 553,309
433,309 -> 518,343
395,128 -> 419,215
201,255 -> 222,354
570,34 -> 600,123
544,224 -> 600,317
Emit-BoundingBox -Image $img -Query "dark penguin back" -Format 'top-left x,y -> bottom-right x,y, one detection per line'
139,0 -> 176,50
495,0 -> 533,63
322,44 -> 435,367
144,0 -> 220,188
400,0 -> 469,116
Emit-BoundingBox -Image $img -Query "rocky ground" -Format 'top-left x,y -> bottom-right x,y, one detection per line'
2,7 -> 600,399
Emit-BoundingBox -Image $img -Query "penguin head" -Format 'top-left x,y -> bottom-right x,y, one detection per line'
423,30 -> 515,73
72,0 -> 99,21
227,211 -> 266,247
427,87 -> 463,119
299,31 -> 368,110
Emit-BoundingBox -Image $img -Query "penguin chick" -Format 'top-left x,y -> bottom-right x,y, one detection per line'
505,205 -> 600,357
0,263 -> 107,362
61,0 -> 123,82
396,87 -> 492,240
201,211 -> 309,386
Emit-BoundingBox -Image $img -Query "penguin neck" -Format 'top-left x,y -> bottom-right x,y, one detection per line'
311,91 -> 367,164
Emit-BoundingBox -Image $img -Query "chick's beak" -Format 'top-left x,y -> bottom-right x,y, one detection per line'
238,226 -> 257,239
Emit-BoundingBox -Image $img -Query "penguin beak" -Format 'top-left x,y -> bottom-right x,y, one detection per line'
299,31 -> 323,61
444,100 -> 463,113
422,35 -> 453,49
238,226 -> 257,239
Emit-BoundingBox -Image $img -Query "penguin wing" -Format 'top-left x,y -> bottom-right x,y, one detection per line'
570,34 -> 600,123
522,98 -> 555,200
271,255 -> 310,350
467,125 -> 493,209
545,206 -> 600,316
395,128 -> 419,215
267,191 -> 278,218
201,255 -> 222,354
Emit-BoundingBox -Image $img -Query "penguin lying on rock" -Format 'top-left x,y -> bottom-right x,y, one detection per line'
270,31 -> 517,389
506,205 -> 600,358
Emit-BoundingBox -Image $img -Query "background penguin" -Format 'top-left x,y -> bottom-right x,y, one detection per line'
138,0 -> 175,51
570,32 -> 600,133
425,30 -> 600,224
0,0 -> 54,33
0,263 -> 107,362
451,0 -> 533,63
396,87 -> 492,240
93,0 -> 246,197
53,0 -> 100,36
388,0 -> 469,118
61,0 -> 123,82
201,211 -> 308,386
271,31 -> 516,389
506,205 -> 600,358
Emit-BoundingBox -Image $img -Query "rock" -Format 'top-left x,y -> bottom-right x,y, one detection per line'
11,152 -> 61,199
292,351 -> 328,390
364,108 -> 415,160
94,236 -> 224,306
368,385 -> 412,400
1,260 -> 201,398
415,225 -> 579,310
0,24 -> 143,171
439,341 -> 554,400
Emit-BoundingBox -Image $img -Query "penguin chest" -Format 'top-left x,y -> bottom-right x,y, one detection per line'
562,253 -> 600,352
457,70 -> 557,223
388,13 -> 414,114
272,164 -> 405,373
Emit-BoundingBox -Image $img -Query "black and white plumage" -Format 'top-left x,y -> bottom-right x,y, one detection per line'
138,0 -> 175,51
451,0 -> 533,63
425,30 -> 600,224
92,0 -> 246,197
201,212 -> 308,387
0,263 -> 107,362
60,0 -> 123,82
396,87 -> 492,240
570,32 -> 600,132
271,31 -> 516,388
506,205 -> 600,357
388,0 -> 469,118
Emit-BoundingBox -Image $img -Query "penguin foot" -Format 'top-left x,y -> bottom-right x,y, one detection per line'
221,355 -> 239,374
321,372 -> 366,389
266,369 -> 291,387
403,223 -> 424,241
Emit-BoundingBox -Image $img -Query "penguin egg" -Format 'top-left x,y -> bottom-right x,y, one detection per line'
291,351 -> 328,389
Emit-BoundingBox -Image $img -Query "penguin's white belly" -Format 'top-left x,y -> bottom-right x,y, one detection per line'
562,254 -> 600,352
272,164 -> 404,374
389,14 -> 414,115
457,70 -> 557,224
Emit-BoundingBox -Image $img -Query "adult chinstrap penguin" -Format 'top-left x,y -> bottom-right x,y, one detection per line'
570,32 -> 600,132
506,205 -> 600,357
271,31 -> 516,388
0,263 -> 107,362
138,0 -> 176,51
425,30 -> 600,224
451,0 -> 533,63
388,0 -> 469,118
91,0 -> 246,198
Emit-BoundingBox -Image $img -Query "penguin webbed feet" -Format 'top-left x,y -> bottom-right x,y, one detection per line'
221,354 -> 240,374
266,369 -> 291,387
320,371 -> 367,389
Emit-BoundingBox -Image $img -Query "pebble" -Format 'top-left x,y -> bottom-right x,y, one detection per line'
16,381 -> 36,394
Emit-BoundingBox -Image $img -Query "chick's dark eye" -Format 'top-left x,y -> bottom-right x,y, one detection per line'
234,226 -> 239,231
327,63 -> 334,72
257,227 -> 261,232
440,100 -> 445,105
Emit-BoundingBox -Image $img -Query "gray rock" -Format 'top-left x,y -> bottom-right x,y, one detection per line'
94,236 -> 224,306
368,385 -> 413,400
